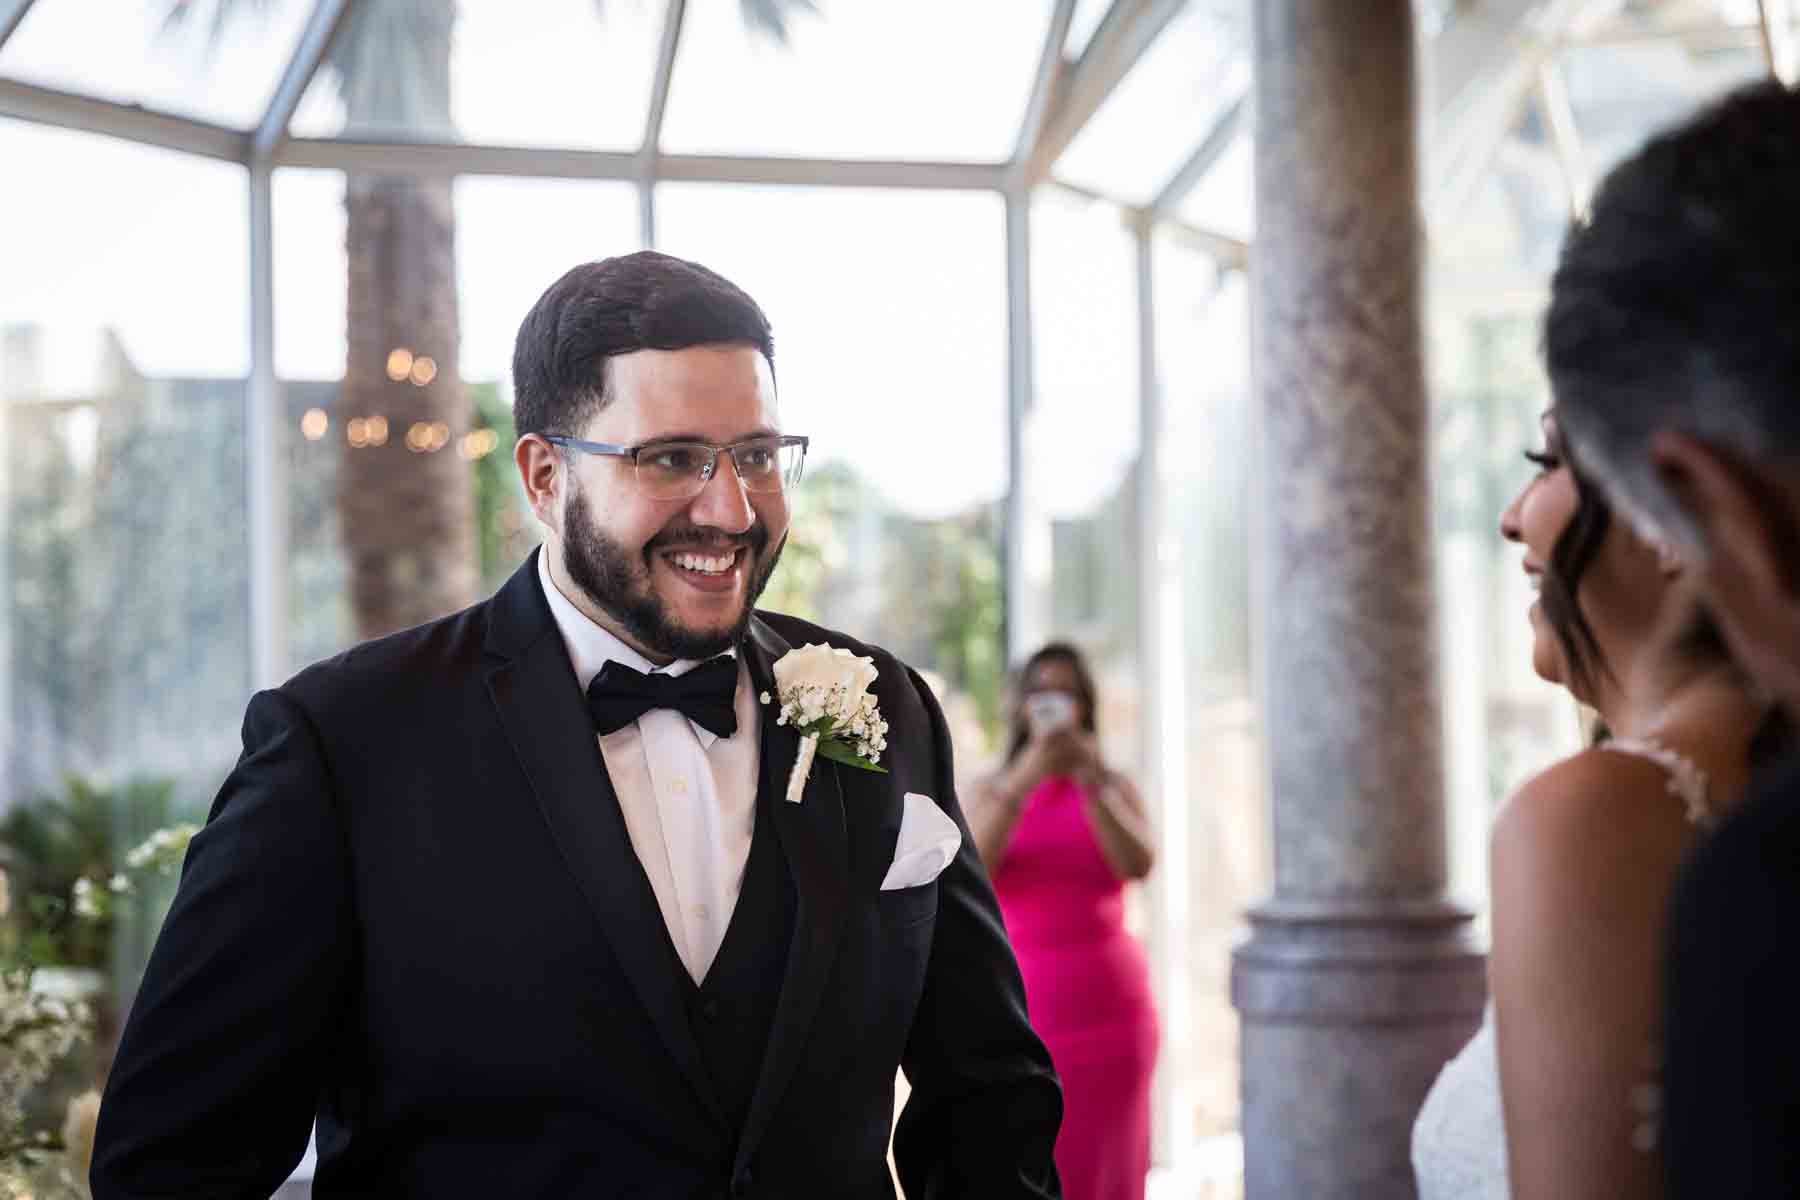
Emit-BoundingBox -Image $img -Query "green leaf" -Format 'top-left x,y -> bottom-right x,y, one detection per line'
815,739 -> 887,774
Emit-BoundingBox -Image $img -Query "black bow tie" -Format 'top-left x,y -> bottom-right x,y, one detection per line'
585,656 -> 739,740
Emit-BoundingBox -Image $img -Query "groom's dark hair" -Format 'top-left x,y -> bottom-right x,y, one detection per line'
512,250 -> 776,440
1546,80 -> 1800,548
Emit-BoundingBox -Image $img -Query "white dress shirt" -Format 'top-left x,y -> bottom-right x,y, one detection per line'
537,550 -> 760,984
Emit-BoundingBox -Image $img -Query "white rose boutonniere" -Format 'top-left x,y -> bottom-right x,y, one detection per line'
761,643 -> 890,803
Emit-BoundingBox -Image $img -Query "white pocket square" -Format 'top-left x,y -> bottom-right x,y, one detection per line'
880,792 -> 962,890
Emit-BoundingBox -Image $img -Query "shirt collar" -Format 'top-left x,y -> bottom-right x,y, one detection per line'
536,547 -> 737,747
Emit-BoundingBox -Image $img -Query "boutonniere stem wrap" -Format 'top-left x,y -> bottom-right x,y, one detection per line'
763,643 -> 889,803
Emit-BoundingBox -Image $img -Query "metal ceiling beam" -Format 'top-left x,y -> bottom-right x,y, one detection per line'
0,0 -> 39,56
1044,177 -> 1248,269
1007,0 -> 1079,189
1149,90 -> 1245,218
0,78 -> 248,162
277,137 -> 636,177
1759,0 -> 1797,83
1533,58 -> 1590,220
636,0 -> 687,245
1425,0 -> 1624,233
1024,0 -> 1188,185
1141,212 -> 1247,271
638,0 -> 688,176
276,136 -> 1009,189
253,0 -> 359,161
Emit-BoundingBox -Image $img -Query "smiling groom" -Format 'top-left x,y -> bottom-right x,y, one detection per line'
90,252 -> 1063,1199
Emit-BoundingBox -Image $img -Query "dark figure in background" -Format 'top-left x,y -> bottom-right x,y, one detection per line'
968,643 -> 1157,1200
1542,79 -> 1800,1197
90,251 -> 1062,1198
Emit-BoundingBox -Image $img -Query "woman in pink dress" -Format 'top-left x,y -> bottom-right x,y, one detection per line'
970,643 -> 1159,1200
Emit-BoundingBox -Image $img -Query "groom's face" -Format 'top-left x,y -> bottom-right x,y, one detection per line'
558,345 -> 789,663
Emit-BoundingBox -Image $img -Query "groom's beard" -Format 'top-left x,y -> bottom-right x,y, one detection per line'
561,483 -> 783,661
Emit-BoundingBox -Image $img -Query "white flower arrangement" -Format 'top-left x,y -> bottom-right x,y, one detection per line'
123,824 -> 198,876
761,643 -> 890,803
1,870 -> 98,1199
66,824 -> 198,926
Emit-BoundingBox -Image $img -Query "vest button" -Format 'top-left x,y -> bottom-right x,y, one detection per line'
699,997 -> 721,1022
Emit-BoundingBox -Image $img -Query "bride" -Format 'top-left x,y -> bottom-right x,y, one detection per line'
1411,411 -> 1778,1198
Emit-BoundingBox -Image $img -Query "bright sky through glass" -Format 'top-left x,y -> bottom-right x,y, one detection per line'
288,0 -> 662,148
661,0 -> 1052,161
0,0 -> 315,128
657,184 -> 1009,518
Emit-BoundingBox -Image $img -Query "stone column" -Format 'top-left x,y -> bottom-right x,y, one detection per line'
1231,3 -> 1486,1198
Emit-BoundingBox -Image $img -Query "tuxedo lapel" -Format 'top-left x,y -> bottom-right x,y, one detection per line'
734,618 -> 852,1167
483,554 -> 726,1133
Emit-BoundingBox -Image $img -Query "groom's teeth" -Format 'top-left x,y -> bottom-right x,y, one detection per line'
672,551 -> 734,574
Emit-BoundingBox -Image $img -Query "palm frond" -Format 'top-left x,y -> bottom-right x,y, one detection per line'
590,0 -> 818,44
737,0 -> 819,42
158,0 -> 277,52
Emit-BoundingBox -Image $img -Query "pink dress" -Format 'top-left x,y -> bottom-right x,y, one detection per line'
993,775 -> 1159,1200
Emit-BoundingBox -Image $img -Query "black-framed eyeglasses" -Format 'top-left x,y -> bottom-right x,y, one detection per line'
544,433 -> 809,500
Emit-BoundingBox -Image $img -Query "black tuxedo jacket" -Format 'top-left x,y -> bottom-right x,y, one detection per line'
1662,751 -> 1800,1197
91,553 -> 1062,1199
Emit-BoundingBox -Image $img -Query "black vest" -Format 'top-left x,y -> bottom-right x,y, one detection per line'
682,788 -> 796,1140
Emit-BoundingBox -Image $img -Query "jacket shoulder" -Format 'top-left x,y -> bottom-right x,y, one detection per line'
281,596 -> 495,714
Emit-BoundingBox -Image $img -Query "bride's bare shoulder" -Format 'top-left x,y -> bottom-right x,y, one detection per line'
1491,746 -> 1695,899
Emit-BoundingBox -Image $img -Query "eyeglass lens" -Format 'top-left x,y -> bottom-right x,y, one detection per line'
635,438 -> 804,499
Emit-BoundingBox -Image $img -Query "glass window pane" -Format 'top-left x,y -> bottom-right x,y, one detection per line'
661,1 -> 1054,161
0,0 -> 315,128
1598,0 -> 1764,38
289,0 -> 661,149
1030,187 -> 1139,526
1155,230 -> 1260,1167
657,184 -> 1008,753
2,123 -> 249,1074
454,178 -> 642,383
1560,35 -> 1769,180
1177,126 -> 1253,241
1025,185 -> 1145,968
274,171 -> 634,665
1055,0 -> 1248,205
1427,100 -> 1586,909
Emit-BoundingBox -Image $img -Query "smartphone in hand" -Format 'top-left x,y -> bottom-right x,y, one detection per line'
1023,691 -> 1077,738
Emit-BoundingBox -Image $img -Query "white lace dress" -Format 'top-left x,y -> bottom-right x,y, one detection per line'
1410,738 -> 1712,1200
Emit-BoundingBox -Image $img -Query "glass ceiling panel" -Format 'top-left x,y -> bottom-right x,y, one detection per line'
288,0 -> 660,149
1434,126 -> 1569,296
1592,0 -> 1763,38
1177,126 -> 1251,240
0,0 -> 315,130
1559,34 -> 1769,182
1055,0 -> 1248,206
660,0 -> 1054,161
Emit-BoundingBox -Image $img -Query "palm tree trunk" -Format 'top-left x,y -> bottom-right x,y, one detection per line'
334,0 -> 474,639
340,172 -> 476,638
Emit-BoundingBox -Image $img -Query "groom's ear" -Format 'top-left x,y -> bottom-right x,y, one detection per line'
1650,429 -> 1800,706
516,434 -> 565,534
